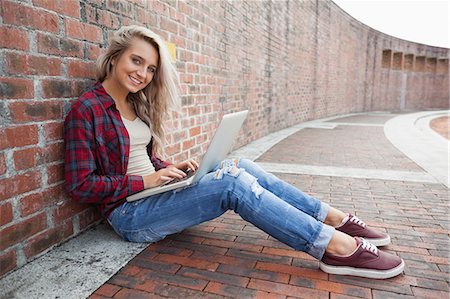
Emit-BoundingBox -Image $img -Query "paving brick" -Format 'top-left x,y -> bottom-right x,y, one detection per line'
178,267 -> 250,287
248,278 -> 329,299
205,281 -> 286,299
226,249 -> 293,265
289,276 -> 372,298
154,253 -> 219,271
255,261 -> 327,280
411,286 -> 450,299
138,268 -> 209,291
94,283 -> 121,297
329,275 -> 413,295
217,264 -> 290,284
190,251 -> 257,268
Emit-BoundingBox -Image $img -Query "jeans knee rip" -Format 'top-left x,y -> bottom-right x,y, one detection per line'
214,159 -> 242,179
251,179 -> 263,199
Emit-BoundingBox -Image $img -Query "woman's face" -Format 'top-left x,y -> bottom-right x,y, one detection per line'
111,37 -> 159,94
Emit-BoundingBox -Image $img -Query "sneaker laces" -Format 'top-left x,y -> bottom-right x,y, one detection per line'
360,238 -> 378,255
350,215 -> 366,228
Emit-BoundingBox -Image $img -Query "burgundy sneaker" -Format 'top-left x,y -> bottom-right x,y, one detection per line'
320,237 -> 404,279
336,214 -> 390,246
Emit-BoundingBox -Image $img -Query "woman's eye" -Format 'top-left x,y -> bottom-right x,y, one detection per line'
148,67 -> 156,73
132,58 -> 140,64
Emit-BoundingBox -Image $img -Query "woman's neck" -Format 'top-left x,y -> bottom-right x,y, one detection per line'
102,78 -> 128,106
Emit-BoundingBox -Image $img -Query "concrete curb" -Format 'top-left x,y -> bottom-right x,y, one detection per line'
384,110 -> 449,188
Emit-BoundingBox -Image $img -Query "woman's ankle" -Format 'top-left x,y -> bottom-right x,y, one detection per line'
325,231 -> 357,257
324,207 -> 347,227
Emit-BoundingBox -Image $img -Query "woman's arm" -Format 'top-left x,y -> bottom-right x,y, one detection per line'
64,104 -> 144,204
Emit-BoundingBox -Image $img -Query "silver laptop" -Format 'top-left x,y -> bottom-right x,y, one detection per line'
126,110 -> 248,202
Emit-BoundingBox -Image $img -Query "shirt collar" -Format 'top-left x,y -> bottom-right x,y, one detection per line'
94,81 -> 116,109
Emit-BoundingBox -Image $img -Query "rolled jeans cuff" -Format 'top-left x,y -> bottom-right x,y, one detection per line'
308,223 -> 335,260
317,201 -> 330,222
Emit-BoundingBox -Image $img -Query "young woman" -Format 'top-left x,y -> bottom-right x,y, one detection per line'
64,25 -> 404,279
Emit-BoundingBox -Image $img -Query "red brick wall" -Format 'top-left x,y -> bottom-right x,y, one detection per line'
0,0 -> 448,277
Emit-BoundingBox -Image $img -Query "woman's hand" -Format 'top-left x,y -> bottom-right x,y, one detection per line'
142,166 -> 187,189
141,159 -> 199,189
174,159 -> 199,173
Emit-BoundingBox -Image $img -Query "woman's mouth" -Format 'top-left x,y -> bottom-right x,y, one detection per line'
129,75 -> 142,86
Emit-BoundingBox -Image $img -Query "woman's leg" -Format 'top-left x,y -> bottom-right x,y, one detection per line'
109,162 -> 335,260
237,158 -> 344,224
236,158 -> 390,246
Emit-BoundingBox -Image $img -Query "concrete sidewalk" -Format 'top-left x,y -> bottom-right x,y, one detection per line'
1,110 -> 449,299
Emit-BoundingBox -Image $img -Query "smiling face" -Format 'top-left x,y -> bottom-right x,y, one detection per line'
111,37 -> 159,95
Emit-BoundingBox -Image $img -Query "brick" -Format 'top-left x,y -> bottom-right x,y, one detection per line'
2,1 -> 59,33
204,281 -> 285,299
329,275 -> 413,295
154,253 -> 219,271
129,258 -> 181,274
262,247 -> 316,260
106,0 -> 133,15
0,250 -> 16,277
19,185 -> 65,217
290,276 -> 372,298
67,60 -> 96,78
47,163 -> 64,185
203,239 -> 262,252
145,243 -> 193,257
113,288 -> 155,299
65,19 -> 103,43
86,44 -> 102,61
255,261 -> 328,280
189,126 -> 201,137
108,273 -> 142,289
97,9 -> 121,29
190,251 -> 257,268
247,278 -> 329,298
217,263 -> 290,284
43,122 -> 63,142
137,268 -> 209,291
77,207 -> 101,231
9,101 -> 63,123
177,267 -> 250,287
0,26 -> 29,50
0,125 -> 39,150
0,202 -> 14,226
33,0 -> 81,18
411,287 -> 449,299
226,248 -> 293,265
0,171 -> 41,201
6,52 -> 61,76
0,78 -> 34,99
94,283 -> 121,297
13,147 -> 41,170
37,33 -> 84,58
41,79 -> 78,98
0,154 -> 6,175
0,212 -> 47,251
24,221 -> 73,259
53,199 -> 90,223
41,142 -> 64,163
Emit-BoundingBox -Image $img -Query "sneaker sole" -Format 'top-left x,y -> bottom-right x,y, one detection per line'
363,235 -> 391,247
319,259 -> 405,279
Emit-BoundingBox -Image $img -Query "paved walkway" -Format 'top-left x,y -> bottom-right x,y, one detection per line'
1,110 -> 449,299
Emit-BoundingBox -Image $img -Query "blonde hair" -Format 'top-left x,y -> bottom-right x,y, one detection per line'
97,25 -> 180,156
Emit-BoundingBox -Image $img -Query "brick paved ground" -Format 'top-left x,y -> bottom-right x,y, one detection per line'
89,114 -> 449,299
430,116 -> 449,140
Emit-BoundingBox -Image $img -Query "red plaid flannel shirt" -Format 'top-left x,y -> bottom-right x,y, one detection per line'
64,82 -> 171,218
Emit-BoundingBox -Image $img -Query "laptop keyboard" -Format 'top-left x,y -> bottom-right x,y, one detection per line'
161,169 -> 195,186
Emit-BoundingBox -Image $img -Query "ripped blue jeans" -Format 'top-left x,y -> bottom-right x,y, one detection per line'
108,158 -> 335,260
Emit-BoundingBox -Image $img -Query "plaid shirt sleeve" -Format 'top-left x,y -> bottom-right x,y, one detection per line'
64,98 -> 145,210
